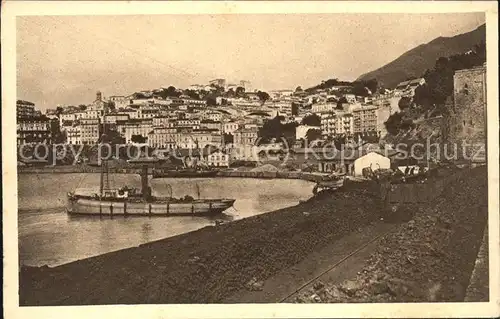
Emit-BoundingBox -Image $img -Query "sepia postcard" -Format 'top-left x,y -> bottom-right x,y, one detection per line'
2,1 -> 499,318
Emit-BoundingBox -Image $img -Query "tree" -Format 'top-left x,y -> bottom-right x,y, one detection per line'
134,92 -> 147,99
291,102 -> 300,116
206,96 -> 217,106
226,88 -> 235,98
157,86 -> 182,99
107,101 -> 116,111
336,96 -> 348,109
184,89 -> 201,100
333,135 -> 347,150
301,114 -> 321,127
398,96 -> 412,110
351,81 -> 371,97
258,116 -> 295,145
100,128 -> 125,145
384,112 -> 403,135
131,134 -> 147,144
256,91 -> 270,103
56,106 -> 64,117
223,133 -> 234,144
305,129 -> 322,142
295,86 -> 303,92
363,78 -> 378,95
235,86 -> 245,97
78,104 -> 87,111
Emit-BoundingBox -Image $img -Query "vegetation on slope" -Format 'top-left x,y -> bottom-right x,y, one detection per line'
357,24 -> 485,89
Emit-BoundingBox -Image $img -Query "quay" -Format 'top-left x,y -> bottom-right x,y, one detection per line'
17,165 -> 330,183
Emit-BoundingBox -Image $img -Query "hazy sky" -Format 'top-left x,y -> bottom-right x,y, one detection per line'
17,13 -> 485,110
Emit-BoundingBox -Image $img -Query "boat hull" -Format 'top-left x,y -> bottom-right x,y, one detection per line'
67,197 -> 235,216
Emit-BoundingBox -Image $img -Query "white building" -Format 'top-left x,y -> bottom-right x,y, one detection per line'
64,124 -> 81,145
206,150 -> 230,167
320,111 -> 354,137
117,119 -> 153,143
353,152 -> 391,176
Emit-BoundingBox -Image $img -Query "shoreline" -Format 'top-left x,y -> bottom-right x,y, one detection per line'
20,178 -> 387,305
17,166 -> 329,182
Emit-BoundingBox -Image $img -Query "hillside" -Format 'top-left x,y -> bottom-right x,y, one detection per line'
357,24 -> 485,89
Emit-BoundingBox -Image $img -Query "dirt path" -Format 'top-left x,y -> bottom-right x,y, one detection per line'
225,221 -> 398,303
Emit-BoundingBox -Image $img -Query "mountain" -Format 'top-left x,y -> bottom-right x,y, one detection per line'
357,24 -> 485,89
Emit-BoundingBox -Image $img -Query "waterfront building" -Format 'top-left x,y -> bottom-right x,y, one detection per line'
80,118 -> 101,145
148,127 -> 179,149
64,123 -> 82,145
190,129 -> 222,149
233,126 -> 259,146
116,118 -> 153,143
17,115 -> 52,145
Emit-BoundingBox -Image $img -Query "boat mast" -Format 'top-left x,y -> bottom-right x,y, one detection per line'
100,98 -> 110,198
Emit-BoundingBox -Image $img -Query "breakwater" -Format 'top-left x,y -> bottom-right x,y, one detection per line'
215,170 -> 327,183
18,165 -> 329,183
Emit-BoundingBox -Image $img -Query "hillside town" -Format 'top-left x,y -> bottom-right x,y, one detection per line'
13,9 -> 493,311
17,58 -> 485,173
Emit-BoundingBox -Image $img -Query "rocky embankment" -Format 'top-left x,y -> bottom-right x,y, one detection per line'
294,166 -> 489,303
20,183 -> 387,305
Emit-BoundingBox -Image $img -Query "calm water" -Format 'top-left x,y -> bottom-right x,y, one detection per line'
18,173 -> 314,267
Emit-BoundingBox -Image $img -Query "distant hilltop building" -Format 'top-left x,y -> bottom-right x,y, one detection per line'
394,78 -> 426,97
239,80 -> 252,92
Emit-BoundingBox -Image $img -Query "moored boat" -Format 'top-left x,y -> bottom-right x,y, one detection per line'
67,188 -> 235,216
66,108 -> 235,217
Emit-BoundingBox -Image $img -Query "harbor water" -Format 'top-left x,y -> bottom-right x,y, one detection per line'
18,173 -> 314,267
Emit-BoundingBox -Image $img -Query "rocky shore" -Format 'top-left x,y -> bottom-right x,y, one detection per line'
294,166 -> 488,302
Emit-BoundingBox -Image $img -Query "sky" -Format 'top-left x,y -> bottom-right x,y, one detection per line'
17,13 -> 485,110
